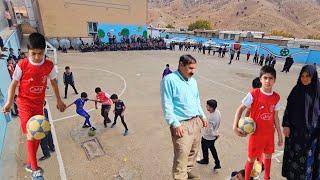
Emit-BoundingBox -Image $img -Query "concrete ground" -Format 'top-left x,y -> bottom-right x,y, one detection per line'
16,50 -> 303,180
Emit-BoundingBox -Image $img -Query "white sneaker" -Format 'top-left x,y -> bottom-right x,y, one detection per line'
32,169 -> 44,180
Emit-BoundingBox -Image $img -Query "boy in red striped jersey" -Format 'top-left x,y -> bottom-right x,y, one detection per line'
2,33 -> 66,180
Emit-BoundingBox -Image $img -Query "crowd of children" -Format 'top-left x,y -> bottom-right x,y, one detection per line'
79,38 -> 167,52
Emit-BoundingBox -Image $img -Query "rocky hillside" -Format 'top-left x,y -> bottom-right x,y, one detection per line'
148,0 -> 320,38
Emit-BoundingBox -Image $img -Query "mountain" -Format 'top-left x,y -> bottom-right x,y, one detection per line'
148,0 -> 320,38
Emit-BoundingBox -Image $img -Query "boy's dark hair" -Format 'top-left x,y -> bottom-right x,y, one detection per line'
206,99 -> 217,110
252,77 -> 262,89
95,87 -> 101,93
179,54 -> 197,66
238,169 -> 245,177
81,92 -> 88,98
27,32 -> 46,50
7,57 -> 13,62
259,65 -> 276,79
65,66 -> 70,70
110,94 -> 118,100
166,64 -> 170,67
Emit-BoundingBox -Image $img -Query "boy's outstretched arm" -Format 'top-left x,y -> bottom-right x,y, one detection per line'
50,79 -> 66,112
66,102 -> 74,109
233,104 -> 247,137
274,111 -> 283,146
2,80 -> 19,113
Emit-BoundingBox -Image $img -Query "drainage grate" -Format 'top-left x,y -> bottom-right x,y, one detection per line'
81,138 -> 105,160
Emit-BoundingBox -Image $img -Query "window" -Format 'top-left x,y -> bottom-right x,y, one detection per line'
88,22 -> 98,35
230,34 -> 236,40
300,44 -> 309,49
224,34 -> 229,39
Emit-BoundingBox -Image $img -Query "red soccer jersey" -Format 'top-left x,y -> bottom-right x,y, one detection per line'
96,91 -> 112,105
16,58 -> 54,106
249,88 -> 280,136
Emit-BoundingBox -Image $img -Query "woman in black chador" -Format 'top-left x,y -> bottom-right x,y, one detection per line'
282,65 -> 320,180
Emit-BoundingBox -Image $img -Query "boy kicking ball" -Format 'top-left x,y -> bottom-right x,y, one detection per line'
66,92 -> 96,131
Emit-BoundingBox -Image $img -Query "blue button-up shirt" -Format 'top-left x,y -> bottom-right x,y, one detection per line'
160,70 -> 206,128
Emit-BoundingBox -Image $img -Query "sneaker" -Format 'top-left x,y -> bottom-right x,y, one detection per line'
25,165 -> 43,173
187,172 -> 200,179
213,164 -> 221,170
197,159 -> 209,165
123,130 -> 128,136
82,125 -> 90,128
32,169 -> 44,180
111,124 -> 116,128
24,164 -> 32,173
64,96 -> 67,99
39,155 -> 51,161
90,127 -> 96,131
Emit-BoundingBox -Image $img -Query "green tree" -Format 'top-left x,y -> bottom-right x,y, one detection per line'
137,26 -> 143,32
270,30 -> 294,38
97,29 -> 105,38
166,24 -> 174,28
143,30 -> 148,39
188,20 -> 212,31
307,34 -> 320,40
121,28 -> 130,37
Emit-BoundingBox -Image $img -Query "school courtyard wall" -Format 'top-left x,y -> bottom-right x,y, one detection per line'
0,29 -> 20,178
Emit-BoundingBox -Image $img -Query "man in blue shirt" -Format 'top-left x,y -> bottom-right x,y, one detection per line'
162,64 -> 172,79
161,54 -> 208,180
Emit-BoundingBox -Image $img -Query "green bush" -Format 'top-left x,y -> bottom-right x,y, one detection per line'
307,35 -> 320,40
188,20 -> 212,31
270,30 -> 294,38
166,24 -> 175,28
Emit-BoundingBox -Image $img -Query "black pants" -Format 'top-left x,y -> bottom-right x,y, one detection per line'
201,137 -> 220,165
112,112 -> 128,130
101,105 -> 111,126
7,19 -> 12,27
40,131 -> 55,156
64,83 -> 78,97
229,54 -> 235,64
282,64 -> 292,73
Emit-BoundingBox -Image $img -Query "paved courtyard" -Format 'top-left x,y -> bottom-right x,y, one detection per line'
16,50 -> 302,179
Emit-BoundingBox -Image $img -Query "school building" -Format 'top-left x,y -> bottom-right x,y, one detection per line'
29,0 -> 147,40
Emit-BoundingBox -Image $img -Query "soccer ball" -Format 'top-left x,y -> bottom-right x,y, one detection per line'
238,117 -> 256,135
88,129 -> 96,137
27,115 -> 51,140
251,160 -> 263,178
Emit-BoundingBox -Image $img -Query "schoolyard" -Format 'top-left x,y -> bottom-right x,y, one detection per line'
16,49 -> 301,179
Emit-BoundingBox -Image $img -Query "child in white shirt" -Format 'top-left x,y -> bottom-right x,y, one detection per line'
197,99 -> 221,171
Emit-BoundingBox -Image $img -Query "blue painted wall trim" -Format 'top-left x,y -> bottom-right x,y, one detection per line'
0,30 -> 20,157
163,33 -> 320,64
